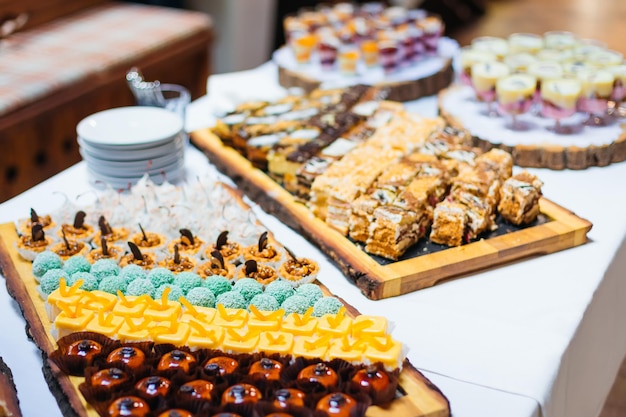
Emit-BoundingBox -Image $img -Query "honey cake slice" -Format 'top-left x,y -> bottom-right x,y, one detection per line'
498,170 -> 543,226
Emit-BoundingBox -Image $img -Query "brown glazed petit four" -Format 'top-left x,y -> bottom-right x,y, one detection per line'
248,357 -> 283,380
157,410 -> 194,417
90,367 -> 129,389
134,376 -> 171,400
272,388 -> 306,409
203,356 -> 239,376
157,350 -> 197,373
107,396 -> 150,417
221,384 -> 262,405
106,346 -> 146,369
351,365 -> 390,391
315,392 -> 357,417
66,339 -> 103,364
178,379 -> 215,401
297,363 -> 338,388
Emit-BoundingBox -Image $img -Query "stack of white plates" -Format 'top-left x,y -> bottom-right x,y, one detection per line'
77,107 -> 186,189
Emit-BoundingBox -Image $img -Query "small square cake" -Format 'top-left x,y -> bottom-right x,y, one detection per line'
430,201 -> 469,247
498,170 -> 543,225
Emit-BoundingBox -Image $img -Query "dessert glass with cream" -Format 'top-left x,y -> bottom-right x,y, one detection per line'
470,61 -> 510,115
540,78 -> 583,133
607,65 -> 626,117
496,74 -> 537,130
576,69 -> 616,125
459,46 -> 497,86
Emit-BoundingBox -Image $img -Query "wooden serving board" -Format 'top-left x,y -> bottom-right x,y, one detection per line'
0,221 -> 450,417
439,85 -> 626,170
0,356 -> 21,417
191,128 -> 593,300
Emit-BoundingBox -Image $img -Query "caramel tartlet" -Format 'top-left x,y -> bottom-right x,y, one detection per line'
197,250 -> 236,279
167,228 -> 204,256
243,232 -> 282,265
204,231 -> 242,263
58,211 -> 94,242
237,260 -> 278,285
119,242 -> 157,269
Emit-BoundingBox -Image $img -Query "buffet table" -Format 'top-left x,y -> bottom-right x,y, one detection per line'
1,62 -> 625,417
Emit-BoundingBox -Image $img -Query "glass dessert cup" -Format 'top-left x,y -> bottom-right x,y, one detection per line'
291,33 -> 318,65
540,78 -> 583,134
577,69 -> 615,126
471,36 -> 509,60
419,14 -> 444,55
378,39 -> 399,74
318,36 -> 339,71
471,61 -> 510,116
337,44 -> 360,76
496,74 -> 537,130
528,61 -> 564,114
543,31 -> 578,51
508,33 -> 544,55
459,46 -> 497,87
608,66 -> 626,117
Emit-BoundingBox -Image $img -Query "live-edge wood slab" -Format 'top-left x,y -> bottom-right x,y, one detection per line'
191,128 -> 593,300
0,221 -> 450,417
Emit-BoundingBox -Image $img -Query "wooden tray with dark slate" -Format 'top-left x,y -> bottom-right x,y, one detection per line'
0,357 -> 21,417
191,128 -> 593,300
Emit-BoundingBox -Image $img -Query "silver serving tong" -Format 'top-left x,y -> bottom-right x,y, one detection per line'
126,67 -> 167,107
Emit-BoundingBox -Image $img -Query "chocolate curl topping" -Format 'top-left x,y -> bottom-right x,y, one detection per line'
98,216 -> 113,236
61,229 -> 70,250
31,223 -> 45,242
138,223 -> 148,242
258,231 -> 268,253
30,208 -> 39,223
174,244 -> 181,264
216,231 -> 229,250
128,241 -> 144,262
73,211 -> 86,229
179,228 -> 194,246
245,260 -> 258,275
101,237 -> 110,256
284,246 -> 299,263
210,250 -> 224,269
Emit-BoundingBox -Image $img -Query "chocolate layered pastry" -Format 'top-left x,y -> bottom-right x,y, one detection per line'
497,170 -> 543,226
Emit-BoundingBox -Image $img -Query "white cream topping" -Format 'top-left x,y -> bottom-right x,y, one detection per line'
321,138 -> 357,157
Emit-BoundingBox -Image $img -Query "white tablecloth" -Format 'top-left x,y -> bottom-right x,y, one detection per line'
1,61 -> 625,417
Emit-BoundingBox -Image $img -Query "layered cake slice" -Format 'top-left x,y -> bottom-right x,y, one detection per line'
498,170 -> 543,225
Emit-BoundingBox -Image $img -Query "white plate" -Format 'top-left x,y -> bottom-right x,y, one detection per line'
87,166 -> 186,190
77,134 -> 185,161
86,156 -> 185,178
79,146 -> 183,170
77,106 -> 183,147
